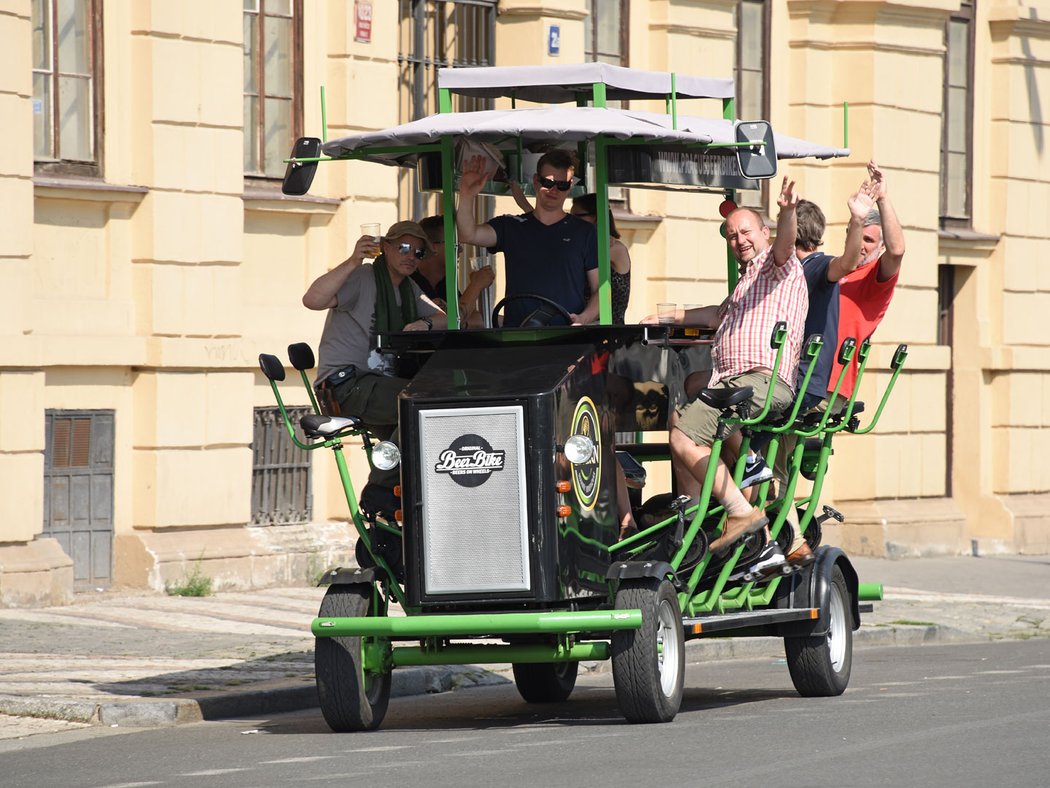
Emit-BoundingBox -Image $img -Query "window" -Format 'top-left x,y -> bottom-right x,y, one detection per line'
584,0 -> 628,67
243,0 -> 303,178
940,1 -> 974,225
398,0 -> 497,216
736,0 -> 769,210
32,0 -> 102,175
252,407 -> 312,525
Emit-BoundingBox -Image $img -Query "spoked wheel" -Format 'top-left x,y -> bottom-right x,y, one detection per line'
315,583 -> 392,731
784,564 -> 853,696
511,661 -> 579,703
611,578 -> 685,723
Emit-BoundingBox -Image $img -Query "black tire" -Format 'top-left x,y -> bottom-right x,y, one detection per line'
511,661 -> 579,703
315,584 -> 391,731
611,578 -> 685,723
784,564 -> 853,696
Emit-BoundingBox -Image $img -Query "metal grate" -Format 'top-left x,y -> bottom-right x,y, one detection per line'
418,405 -> 530,595
251,407 -> 312,525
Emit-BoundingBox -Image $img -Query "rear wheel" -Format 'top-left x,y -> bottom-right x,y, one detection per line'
784,564 -> 853,696
611,578 -> 684,723
511,661 -> 578,703
315,584 -> 391,731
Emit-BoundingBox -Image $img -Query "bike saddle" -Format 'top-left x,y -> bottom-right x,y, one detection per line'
301,413 -> 362,438
699,386 -> 754,410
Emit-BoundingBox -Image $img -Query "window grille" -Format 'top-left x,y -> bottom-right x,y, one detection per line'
252,406 -> 313,525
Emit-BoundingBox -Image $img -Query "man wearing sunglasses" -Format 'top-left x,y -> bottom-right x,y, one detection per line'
457,149 -> 599,327
303,220 -> 444,517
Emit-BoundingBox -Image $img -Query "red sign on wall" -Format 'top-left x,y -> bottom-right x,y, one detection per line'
355,0 -> 373,44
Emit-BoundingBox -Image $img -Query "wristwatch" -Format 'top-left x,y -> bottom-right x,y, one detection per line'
421,316 -> 433,330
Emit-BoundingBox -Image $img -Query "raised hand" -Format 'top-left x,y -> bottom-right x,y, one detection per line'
459,154 -> 495,197
867,160 -> 887,200
777,176 -> 799,209
351,233 -> 380,261
847,179 -> 879,221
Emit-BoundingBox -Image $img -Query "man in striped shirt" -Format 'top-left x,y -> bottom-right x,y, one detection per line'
654,177 -> 808,553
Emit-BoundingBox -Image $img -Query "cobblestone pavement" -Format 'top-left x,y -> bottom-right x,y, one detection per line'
0,555 -> 1046,741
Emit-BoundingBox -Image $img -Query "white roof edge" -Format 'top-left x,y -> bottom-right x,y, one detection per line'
437,63 -> 734,101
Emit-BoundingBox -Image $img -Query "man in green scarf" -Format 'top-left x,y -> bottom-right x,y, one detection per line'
304,220 -> 444,515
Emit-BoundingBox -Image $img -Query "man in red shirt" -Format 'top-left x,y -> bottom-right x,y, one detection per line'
652,177 -> 808,553
830,161 -> 906,399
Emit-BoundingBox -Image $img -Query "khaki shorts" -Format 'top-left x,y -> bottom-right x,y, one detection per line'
675,371 -> 794,448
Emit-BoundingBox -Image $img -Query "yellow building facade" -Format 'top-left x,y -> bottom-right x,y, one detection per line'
0,0 -> 1047,605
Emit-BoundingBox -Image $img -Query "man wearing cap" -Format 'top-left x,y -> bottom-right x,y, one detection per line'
303,220 -> 444,513
456,149 -> 600,327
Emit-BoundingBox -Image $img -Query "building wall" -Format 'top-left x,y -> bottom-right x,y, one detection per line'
0,0 -> 1048,605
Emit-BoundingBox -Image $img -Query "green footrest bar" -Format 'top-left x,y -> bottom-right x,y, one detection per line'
858,582 -> 884,601
312,608 -> 643,638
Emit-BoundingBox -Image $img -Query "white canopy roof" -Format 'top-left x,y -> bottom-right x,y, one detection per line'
320,106 -> 848,165
437,63 -> 735,103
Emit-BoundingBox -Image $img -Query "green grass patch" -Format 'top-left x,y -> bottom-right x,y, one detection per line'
165,556 -> 213,597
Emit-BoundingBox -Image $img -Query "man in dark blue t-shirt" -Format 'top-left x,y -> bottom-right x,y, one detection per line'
457,149 -> 599,327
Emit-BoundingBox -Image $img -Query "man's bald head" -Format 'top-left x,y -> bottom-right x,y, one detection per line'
724,207 -> 771,265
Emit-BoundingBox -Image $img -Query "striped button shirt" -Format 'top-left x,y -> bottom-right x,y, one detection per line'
710,245 -> 808,390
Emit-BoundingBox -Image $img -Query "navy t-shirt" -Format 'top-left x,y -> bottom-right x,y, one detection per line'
488,212 -> 598,326
800,252 -> 840,400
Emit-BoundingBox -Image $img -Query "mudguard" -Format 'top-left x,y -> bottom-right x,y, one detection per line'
605,560 -> 677,587
772,546 -> 860,637
319,566 -> 379,587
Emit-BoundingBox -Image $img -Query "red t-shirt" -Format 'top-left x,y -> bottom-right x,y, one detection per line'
830,257 -> 899,397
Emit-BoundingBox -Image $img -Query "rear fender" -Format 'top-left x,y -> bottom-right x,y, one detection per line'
774,547 -> 859,637
319,566 -> 378,587
605,560 -> 677,588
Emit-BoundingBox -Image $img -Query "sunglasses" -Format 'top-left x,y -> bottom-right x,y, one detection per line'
537,176 -> 577,192
392,241 -> 427,260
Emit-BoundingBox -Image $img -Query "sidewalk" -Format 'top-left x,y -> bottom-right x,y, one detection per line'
0,555 -> 1047,739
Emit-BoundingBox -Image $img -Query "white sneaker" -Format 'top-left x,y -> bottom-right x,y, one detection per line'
730,541 -> 785,581
739,455 -> 774,488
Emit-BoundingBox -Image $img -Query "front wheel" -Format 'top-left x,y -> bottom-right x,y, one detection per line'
784,564 -> 853,696
511,661 -> 579,703
315,584 -> 392,731
611,578 -> 684,723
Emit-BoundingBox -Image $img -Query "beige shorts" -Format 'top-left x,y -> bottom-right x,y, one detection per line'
675,371 -> 794,448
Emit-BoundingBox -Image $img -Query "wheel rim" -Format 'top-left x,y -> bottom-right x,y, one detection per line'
656,598 -> 680,696
826,583 -> 847,672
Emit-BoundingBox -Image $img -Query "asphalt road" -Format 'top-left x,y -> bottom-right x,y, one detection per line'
3,638 -> 1049,787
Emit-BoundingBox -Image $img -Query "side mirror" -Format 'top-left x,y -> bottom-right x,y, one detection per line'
735,120 -> 777,180
258,353 -> 286,382
287,342 -> 316,371
282,137 -> 321,196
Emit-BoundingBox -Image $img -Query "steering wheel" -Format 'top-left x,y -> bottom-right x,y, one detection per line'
491,293 -> 575,328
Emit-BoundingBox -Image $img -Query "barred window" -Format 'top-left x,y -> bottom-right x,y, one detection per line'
252,407 -> 312,525
243,0 -> 303,178
32,0 -> 103,175
940,1 -> 974,226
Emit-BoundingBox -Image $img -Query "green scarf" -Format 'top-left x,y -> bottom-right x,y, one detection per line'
372,253 -> 418,333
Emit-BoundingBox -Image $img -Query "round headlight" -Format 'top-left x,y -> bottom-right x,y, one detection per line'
563,434 -> 596,465
371,441 -> 401,471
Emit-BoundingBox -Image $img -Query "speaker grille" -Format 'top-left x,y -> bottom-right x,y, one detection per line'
418,406 -> 530,595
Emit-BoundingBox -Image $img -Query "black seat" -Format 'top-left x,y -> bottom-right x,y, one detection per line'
301,413 -> 362,438
698,386 -> 753,410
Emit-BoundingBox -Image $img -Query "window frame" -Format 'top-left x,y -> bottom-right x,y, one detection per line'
32,0 -> 104,178
243,0 -> 305,182
735,0 -> 771,213
939,1 -> 976,228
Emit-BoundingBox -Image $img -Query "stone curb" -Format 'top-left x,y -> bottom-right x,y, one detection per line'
0,622 -> 1015,727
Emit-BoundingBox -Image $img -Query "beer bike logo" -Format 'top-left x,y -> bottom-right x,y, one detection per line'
570,397 -> 601,512
434,434 -> 506,488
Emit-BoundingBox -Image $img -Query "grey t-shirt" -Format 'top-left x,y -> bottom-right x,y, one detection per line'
315,264 -> 439,382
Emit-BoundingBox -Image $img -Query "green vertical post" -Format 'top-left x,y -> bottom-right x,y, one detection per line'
670,72 -> 678,130
594,136 -> 612,325
843,101 -> 849,148
320,86 -> 328,143
592,82 -> 607,108
440,135 -> 459,329
438,87 -> 453,114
